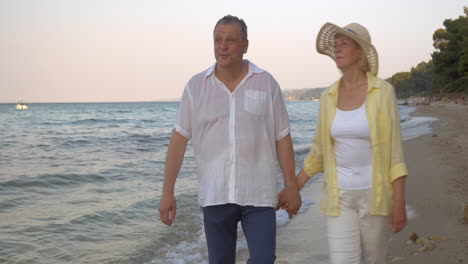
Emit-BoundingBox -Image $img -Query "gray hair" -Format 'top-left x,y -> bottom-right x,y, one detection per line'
214,15 -> 248,40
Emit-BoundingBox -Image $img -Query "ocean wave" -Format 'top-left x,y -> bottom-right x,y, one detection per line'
401,116 -> 438,140
0,196 -> 31,212
60,138 -> 93,147
34,118 -> 130,126
295,146 -> 311,157
69,118 -> 130,125
128,134 -> 157,144
127,133 -> 171,146
0,173 -> 108,191
148,218 -> 207,264
68,210 -> 129,226
148,229 -> 208,264
52,133 -> 171,149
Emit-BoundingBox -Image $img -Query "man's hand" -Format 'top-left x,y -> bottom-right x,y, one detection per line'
275,134 -> 301,218
159,131 -> 188,226
277,187 -> 301,218
159,193 -> 177,226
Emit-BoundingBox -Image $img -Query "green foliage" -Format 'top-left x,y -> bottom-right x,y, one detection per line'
431,6 -> 468,94
388,7 -> 468,98
387,61 -> 433,99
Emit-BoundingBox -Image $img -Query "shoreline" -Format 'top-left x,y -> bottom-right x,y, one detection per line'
237,103 -> 468,264
387,103 -> 468,263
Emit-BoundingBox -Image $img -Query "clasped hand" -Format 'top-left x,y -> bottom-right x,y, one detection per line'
276,187 -> 302,218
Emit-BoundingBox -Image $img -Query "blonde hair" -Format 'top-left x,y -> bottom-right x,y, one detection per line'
354,39 -> 370,73
359,53 -> 370,73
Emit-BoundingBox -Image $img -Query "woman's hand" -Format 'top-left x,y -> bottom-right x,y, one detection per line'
390,198 -> 407,233
391,177 -> 407,233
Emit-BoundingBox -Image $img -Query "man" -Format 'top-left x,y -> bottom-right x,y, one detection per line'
159,15 -> 301,264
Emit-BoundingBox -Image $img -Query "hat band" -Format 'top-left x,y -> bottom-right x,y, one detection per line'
343,27 -> 359,37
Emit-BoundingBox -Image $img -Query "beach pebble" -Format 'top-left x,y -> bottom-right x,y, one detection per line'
391,256 -> 404,262
429,236 -> 447,241
409,232 -> 419,242
415,238 -> 436,252
417,245 -> 429,252
426,241 -> 436,249
416,237 -> 429,245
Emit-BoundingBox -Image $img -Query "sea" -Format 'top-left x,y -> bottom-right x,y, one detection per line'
0,101 -> 437,264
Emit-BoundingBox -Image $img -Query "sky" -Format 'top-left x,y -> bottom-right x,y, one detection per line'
0,0 -> 466,103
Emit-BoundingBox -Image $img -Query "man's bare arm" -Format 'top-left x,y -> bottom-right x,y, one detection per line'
159,131 -> 188,226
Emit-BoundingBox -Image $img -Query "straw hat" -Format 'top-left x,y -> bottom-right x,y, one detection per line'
316,22 -> 379,76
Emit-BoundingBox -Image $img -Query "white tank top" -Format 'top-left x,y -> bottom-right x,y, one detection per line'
331,102 -> 372,190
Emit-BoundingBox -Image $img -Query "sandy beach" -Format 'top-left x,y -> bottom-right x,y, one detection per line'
387,103 -> 468,264
236,103 -> 468,264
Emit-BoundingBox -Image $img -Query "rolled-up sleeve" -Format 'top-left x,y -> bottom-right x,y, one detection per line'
388,85 -> 408,182
174,85 -> 192,140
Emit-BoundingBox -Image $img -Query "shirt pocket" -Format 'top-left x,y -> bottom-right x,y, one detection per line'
244,90 -> 266,116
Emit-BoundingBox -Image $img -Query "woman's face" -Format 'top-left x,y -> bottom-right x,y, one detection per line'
333,33 -> 363,72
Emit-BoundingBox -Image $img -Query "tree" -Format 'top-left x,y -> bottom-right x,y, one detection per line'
411,61 -> 433,95
387,62 -> 432,99
431,7 -> 468,94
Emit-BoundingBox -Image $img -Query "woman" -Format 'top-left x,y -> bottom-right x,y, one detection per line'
282,22 -> 408,264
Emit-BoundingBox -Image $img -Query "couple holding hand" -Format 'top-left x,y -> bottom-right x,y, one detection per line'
159,15 -> 407,264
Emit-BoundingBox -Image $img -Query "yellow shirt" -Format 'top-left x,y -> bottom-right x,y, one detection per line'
303,72 -> 408,216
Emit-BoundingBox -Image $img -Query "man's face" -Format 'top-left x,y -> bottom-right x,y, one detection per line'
213,23 -> 248,69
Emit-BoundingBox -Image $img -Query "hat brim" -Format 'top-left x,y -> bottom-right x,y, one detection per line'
316,22 -> 379,76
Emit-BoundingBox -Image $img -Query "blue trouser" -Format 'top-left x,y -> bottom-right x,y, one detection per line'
202,204 -> 276,264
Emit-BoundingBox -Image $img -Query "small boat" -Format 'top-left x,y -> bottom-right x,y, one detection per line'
16,101 -> 28,110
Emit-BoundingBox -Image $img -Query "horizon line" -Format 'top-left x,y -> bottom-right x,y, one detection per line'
0,99 -> 181,104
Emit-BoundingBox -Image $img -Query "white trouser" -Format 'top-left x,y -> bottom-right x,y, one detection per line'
327,189 -> 391,264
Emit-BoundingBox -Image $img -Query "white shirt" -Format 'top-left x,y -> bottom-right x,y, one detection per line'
174,61 -> 290,207
331,102 -> 372,190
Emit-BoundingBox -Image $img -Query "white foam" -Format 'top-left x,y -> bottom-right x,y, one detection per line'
149,225 -> 208,264
276,196 -> 315,227
406,204 -> 417,220
276,209 -> 292,227
400,107 -> 438,140
298,197 -> 314,213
